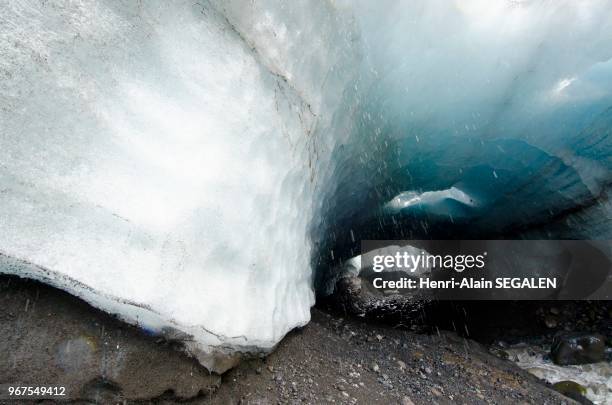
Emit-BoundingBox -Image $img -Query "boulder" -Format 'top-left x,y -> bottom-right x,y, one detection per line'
551,333 -> 606,366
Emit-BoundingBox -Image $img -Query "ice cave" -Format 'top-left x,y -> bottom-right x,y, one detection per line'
1,0 -> 611,372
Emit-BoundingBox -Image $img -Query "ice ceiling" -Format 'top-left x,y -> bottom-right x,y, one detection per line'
0,0 -> 611,371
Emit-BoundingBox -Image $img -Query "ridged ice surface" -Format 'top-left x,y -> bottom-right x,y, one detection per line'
1,0 -> 611,370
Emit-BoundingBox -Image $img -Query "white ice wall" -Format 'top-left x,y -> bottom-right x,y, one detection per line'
0,0 -> 357,372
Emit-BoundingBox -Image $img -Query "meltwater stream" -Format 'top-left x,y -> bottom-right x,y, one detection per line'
1,0 -> 611,372
506,345 -> 612,404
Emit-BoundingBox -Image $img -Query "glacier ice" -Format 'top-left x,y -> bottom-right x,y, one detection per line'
0,0 -> 359,372
1,0 -> 611,371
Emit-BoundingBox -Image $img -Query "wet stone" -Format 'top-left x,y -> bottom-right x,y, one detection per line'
551,333 -> 606,366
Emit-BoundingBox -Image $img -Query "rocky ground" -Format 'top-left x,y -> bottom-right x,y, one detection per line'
0,276 -> 583,404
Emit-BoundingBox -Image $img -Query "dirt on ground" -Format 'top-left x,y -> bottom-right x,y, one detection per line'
0,276 -> 576,404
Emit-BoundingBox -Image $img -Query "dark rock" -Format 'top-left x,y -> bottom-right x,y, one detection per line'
552,381 -> 594,405
551,333 -> 606,365
326,274 -> 431,325
490,347 -> 510,360
552,380 -> 586,396
544,315 -> 558,329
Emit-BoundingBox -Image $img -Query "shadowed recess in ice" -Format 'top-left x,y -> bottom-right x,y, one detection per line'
315,0 -> 612,274
1,0 -> 611,371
